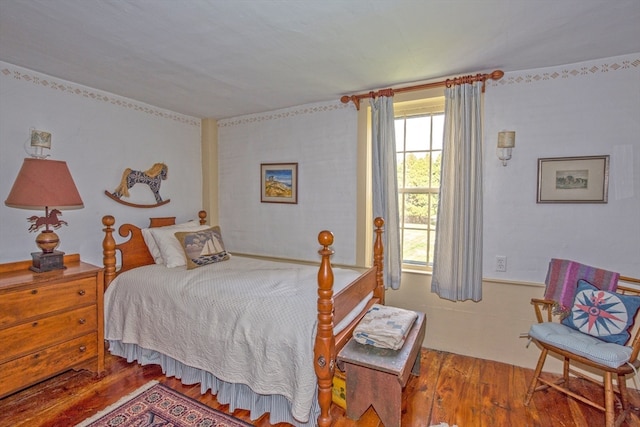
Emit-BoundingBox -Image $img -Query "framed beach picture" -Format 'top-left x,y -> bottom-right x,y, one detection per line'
537,155 -> 609,203
260,163 -> 298,204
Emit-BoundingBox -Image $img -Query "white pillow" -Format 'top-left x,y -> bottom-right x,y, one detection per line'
141,228 -> 163,264
142,221 -> 206,265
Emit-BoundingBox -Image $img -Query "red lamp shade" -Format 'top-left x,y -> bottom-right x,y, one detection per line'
5,158 -> 84,210
5,158 -> 84,272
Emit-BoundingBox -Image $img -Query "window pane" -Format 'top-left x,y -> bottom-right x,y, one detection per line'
395,119 -> 405,151
429,193 -> 439,229
432,114 -> 444,150
396,153 -> 405,187
402,228 -> 428,266
431,151 -> 442,187
404,152 -> 429,188
427,229 -> 436,267
403,193 -> 428,225
405,116 -> 431,152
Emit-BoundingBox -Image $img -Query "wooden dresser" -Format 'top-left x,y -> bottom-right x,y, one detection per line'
0,254 -> 104,398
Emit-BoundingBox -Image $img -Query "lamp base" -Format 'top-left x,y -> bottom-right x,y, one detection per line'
30,250 -> 66,273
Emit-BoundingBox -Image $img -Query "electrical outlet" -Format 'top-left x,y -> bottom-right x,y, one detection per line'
496,256 -> 507,272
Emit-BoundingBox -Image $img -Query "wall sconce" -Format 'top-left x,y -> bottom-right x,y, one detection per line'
29,129 -> 52,159
497,131 -> 516,166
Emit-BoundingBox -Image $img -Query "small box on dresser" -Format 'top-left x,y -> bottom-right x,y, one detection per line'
0,254 -> 104,398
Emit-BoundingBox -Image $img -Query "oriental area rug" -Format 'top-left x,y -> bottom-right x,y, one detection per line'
75,381 -> 253,427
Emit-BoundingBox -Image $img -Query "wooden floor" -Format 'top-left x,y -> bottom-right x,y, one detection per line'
2,348 -> 640,427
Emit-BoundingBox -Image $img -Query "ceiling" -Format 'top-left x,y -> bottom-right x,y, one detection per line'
1,1 -> 639,120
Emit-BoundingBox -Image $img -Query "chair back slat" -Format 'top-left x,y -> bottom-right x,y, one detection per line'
617,277 -> 640,363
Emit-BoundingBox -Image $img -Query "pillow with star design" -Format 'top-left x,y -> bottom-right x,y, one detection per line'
561,279 -> 640,345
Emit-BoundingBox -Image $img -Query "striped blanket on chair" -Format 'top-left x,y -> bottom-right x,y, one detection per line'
544,258 -> 620,313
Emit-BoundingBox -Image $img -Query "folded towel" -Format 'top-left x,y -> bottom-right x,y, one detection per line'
544,258 -> 619,311
353,304 -> 418,350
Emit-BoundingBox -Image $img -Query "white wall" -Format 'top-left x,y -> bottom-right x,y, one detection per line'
0,62 -> 202,266
483,53 -> 640,281
389,53 -> 640,371
217,102 -> 358,265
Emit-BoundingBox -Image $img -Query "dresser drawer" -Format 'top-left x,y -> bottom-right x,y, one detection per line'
0,305 -> 97,363
0,332 -> 98,398
0,277 -> 96,328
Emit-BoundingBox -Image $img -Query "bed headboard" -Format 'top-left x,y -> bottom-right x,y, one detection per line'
102,210 -> 207,288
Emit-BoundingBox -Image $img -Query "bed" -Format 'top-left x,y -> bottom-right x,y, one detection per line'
101,211 -> 385,427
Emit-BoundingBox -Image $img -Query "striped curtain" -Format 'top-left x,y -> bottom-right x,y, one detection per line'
431,82 -> 484,301
371,95 -> 401,290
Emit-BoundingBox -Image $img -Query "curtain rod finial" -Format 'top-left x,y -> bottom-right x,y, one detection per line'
340,95 -> 360,110
490,70 -> 504,81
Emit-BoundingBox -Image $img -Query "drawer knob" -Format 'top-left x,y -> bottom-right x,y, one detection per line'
79,318 -> 86,324
33,353 -> 40,359
78,289 -> 86,296
32,321 -> 39,327
79,346 -> 87,353
31,289 -> 38,295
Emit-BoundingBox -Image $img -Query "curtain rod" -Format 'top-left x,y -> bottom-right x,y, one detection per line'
340,69 -> 504,110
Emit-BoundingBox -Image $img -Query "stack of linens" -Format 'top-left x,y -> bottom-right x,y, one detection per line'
353,304 -> 418,350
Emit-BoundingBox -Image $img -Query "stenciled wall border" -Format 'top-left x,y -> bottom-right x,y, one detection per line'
0,63 -> 200,128
487,55 -> 640,87
218,101 -> 352,128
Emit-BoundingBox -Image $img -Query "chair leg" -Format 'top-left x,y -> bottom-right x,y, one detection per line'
618,374 -> 629,410
563,356 -> 570,384
616,373 -> 632,427
525,348 -> 548,405
604,371 -> 615,427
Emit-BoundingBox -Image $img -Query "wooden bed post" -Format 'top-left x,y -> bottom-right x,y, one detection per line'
102,215 -> 117,288
315,230 -> 335,427
373,217 -> 385,305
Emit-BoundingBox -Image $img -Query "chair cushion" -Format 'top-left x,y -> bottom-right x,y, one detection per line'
561,279 -> 640,345
529,322 -> 632,368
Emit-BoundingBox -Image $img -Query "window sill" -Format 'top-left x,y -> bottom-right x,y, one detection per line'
401,268 -> 432,276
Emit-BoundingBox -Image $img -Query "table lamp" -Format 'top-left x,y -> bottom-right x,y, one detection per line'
5,157 -> 84,272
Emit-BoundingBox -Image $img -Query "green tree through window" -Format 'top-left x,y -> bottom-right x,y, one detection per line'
395,113 -> 444,268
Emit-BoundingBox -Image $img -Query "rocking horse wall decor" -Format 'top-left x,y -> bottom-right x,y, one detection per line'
105,163 -> 170,208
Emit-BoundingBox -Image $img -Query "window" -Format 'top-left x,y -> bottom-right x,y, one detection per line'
395,104 -> 444,270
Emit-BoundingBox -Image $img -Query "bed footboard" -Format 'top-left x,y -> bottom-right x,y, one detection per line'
314,217 -> 384,427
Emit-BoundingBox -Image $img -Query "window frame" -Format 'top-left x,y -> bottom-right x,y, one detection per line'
394,97 -> 445,272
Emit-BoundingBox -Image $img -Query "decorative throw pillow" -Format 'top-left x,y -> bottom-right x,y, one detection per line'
142,221 -> 206,264
174,226 -> 230,270
148,223 -> 210,267
561,279 -> 640,345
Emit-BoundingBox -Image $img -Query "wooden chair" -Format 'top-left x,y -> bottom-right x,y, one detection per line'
525,275 -> 640,427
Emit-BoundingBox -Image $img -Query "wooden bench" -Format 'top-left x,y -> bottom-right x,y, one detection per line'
337,311 -> 426,427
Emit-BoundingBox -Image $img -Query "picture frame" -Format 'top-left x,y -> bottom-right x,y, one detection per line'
537,155 -> 609,203
260,163 -> 298,204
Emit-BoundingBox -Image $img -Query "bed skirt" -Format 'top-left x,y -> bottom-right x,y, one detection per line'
108,340 -> 319,427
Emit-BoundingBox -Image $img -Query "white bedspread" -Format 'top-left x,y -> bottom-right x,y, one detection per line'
104,256 -> 361,423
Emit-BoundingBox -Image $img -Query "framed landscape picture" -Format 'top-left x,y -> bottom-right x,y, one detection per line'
537,155 -> 609,203
260,163 -> 298,204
